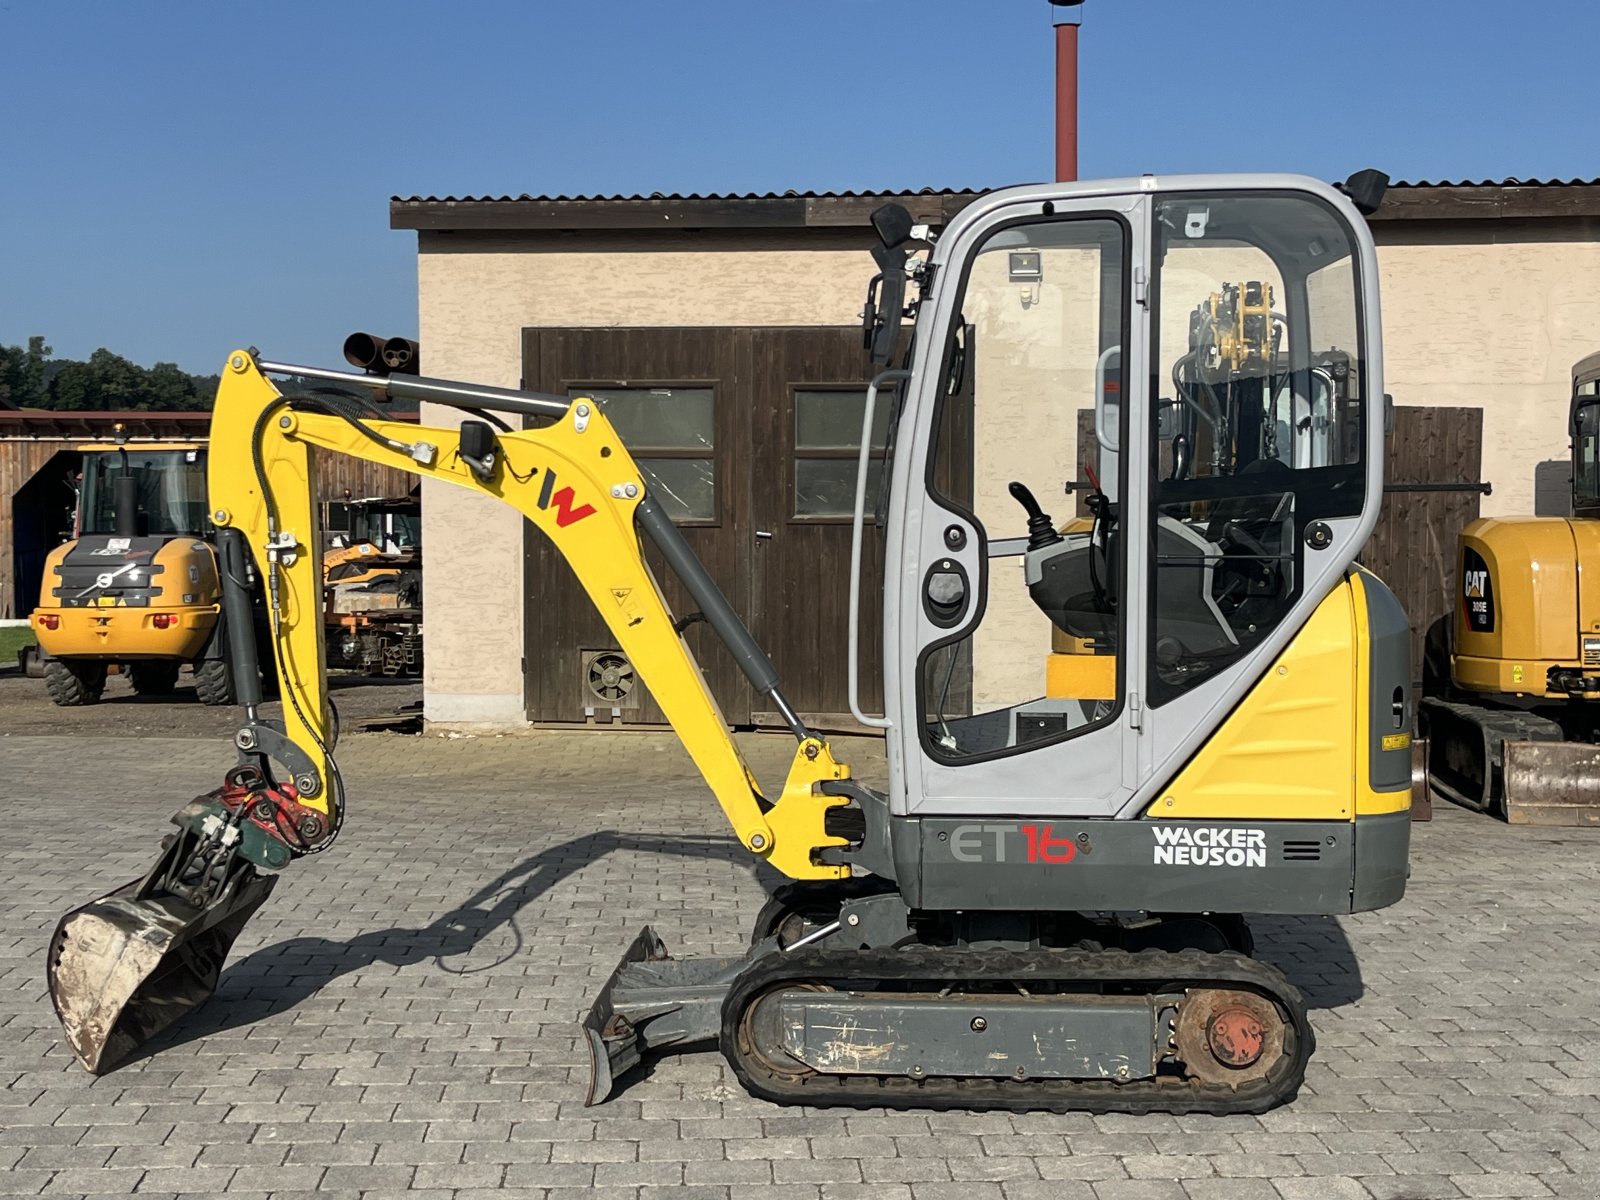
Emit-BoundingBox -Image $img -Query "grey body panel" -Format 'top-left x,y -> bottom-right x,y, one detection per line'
899,816 -> 1406,915
1357,571 -> 1414,792
1351,810 -> 1410,912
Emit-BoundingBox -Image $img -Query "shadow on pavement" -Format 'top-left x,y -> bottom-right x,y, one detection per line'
1250,913 -> 1365,1009
130,830 -> 774,1062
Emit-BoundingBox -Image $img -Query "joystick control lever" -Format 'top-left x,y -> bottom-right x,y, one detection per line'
1009,481 -> 1064,552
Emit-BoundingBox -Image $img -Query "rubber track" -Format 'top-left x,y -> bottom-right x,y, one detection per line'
720,945 -> 1312,1115
1422,697 -> 1566,812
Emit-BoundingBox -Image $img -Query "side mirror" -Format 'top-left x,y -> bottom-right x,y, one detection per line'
1341,169 -> 1390,217
863,204 -> 918,366
871,202 -> 915,250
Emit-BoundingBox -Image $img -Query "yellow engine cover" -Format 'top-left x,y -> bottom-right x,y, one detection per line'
1150,572 -> 1408,822
1453,516 -> 1600,697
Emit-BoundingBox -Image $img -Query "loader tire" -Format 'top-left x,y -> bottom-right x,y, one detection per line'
194,658 -> 236,707
129,661 -> 181,696
44,660 -> 106,707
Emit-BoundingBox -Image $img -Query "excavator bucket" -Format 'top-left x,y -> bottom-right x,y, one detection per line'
1502,741 -> 1600,826
48,831 -> 276,1073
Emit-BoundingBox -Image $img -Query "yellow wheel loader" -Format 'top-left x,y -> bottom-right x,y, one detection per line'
32,442 -> 238,705
47,172 -> 1412,1115
1419,351 -> 1600,824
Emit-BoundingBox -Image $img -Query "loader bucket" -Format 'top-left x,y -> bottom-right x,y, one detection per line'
48,868 -> 276,1073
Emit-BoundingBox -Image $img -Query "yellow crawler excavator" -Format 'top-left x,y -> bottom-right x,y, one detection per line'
1420,351 -> 1600,824
48,171 -> 1411,1114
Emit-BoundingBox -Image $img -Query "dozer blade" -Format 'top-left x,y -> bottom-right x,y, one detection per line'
581,925 -> 751,1106
582,926 -> 671,1105
48,866 -> 276,1073
1503,741 -> 1600,826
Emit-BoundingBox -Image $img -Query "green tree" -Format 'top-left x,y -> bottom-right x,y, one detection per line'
85,348 -> 146,409
145,362 -> 197,409
0,336 -> 52,407
188,372 -> 222,408
5,337 -> 224,411
0,345 -> 20,407
47,360 -> 95,409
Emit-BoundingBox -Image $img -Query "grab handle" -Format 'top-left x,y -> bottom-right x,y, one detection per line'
848,369 -> 909,729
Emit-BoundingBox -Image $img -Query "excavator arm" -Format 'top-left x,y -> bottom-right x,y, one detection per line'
47,350 -> 854,1074
209,350 -> 853,872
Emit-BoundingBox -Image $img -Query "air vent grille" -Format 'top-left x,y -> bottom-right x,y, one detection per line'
1282,839 -> 1323,862
1583,636 -> 1600,667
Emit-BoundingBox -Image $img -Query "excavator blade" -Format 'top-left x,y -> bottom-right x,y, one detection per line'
581,926 -> 749,1106
48,864 -> 276,1074
582,926 -> 671,1105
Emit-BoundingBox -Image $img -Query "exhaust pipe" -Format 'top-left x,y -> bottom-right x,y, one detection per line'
113,472 -> 139,538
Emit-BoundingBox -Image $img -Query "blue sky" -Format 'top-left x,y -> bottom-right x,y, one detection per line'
3,0 -> 1598,375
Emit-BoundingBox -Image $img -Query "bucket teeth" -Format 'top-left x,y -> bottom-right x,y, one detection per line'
48,869 -> 276,1073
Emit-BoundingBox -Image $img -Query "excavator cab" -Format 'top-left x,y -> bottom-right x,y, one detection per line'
1571,358 -> 1600,521
51,173 -> 1411,1113
870,182 -> 1391,806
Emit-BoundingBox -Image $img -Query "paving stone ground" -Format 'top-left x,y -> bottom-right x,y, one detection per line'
3,728 -> 1598,1200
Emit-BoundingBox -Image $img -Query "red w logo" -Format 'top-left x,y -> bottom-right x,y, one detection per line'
537,469 -> 596,527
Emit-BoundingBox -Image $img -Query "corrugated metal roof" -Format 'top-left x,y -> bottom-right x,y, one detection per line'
1388,176 -> 1600,188
392,179 -> 1599,204
0,411 -> 212,440
391,186 -> 981,203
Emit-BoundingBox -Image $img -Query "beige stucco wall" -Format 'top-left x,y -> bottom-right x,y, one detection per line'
414,216 -> 1600,726
416,230 -> 875,726
1374,220 -> 1600,519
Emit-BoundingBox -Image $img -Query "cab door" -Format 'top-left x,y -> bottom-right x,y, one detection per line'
884,191 -> 1150,820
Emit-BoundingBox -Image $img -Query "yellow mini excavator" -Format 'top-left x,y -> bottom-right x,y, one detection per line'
1420,351 -> 1600,824
49,172 -> 1411,1115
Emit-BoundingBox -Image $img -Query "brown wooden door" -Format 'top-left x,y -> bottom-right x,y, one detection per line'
1359,405 -> 1486,685
522,326 -> 885,727
746,328 -> 886,726
522,328 -> 752,724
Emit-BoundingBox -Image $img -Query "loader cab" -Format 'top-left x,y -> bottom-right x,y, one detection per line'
874,176 -> 1383,823
76,446 -> 209,538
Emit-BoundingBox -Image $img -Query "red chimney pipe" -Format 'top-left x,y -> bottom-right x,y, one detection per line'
1051,1 -> 1084,182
